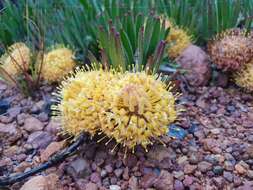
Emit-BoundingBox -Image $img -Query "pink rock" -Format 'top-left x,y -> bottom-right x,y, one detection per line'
176,45 -> 211,86
183,176 -> 194,186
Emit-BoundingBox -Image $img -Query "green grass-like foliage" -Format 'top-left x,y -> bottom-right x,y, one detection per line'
92,12 -> 169,73
0,0 -> 253,58
80,0 -> 253,44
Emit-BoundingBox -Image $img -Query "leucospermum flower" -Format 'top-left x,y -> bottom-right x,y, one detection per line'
99,72 -> 177,151
234,60 -> 253,92
0,42 -> 30,76
42,47 -> 76,83
53,69 -> 178,151
208,29 -> 253,71
166,27 -> 192,59
52,69 -> 116,137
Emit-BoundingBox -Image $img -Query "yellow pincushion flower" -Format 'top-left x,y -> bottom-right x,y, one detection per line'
234,60 -> 253,92
166,27 -> 192,59
99,72 -> 177,150
42,47 -> 76,83
53,70 -> 178,151
0,42 -> 30,76
52,69 -> 115,137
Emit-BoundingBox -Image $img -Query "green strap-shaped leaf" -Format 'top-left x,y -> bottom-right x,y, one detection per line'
120,29 -> 134,66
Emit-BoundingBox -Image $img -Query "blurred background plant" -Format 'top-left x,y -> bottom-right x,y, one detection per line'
0,0 -> 253,73
156,0 -> 253,44
0,0 -> 253,66
0,40 -> 45,97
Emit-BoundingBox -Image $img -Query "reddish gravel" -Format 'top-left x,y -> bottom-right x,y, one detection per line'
0,81 -> 253,190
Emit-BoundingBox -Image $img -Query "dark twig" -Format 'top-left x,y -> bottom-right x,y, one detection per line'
0,133 -> 86,187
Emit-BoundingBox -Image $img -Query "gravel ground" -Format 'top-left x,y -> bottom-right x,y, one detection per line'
0,81 -> 253,190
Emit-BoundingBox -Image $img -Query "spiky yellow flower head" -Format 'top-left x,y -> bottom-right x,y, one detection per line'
166,26 -> 192,59
41,47 -> 76,83
234,60 -> 253,92
208,29 -> 253,71
52,69 -> 115,137
100,72 -> 177,151
0,42 -> 30,76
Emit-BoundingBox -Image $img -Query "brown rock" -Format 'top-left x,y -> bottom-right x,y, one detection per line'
114,168 -> 123,178
0,122 -> 17,134
129,176 -> 138,190
235,164 -> 247,175
124,154 -> 138,168
147,145 -> 174,162
198,161 -> 212,173
3,145 -> 20,157
40,141 -> 64,162
31,100 -> 45,113
0,122 -> 21,143
177,156 -> 188,165
0,158 -> 12,167
46,118 -> 61,135
154,170 -> 174,190
85,182 -> 98,190
0,83 -> 7,90
67,158 -> 91,179
14,162 -> 32,173
203,138 -> 218,153
184,164 -> 197,174
123,167 -> 129,180
215,71 -> 229,87
24,117 -> 44,132
20,174 -> 60,190
212,177 -> 225,188
246,145 -> 253,158
140,173 -> 157,188
27,131 -> 53,149
17,113 -> 28,125
176,45 -> 211,86
0,115 -> 13,124
7,106 -> 21,118
173,171 -> 184,180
